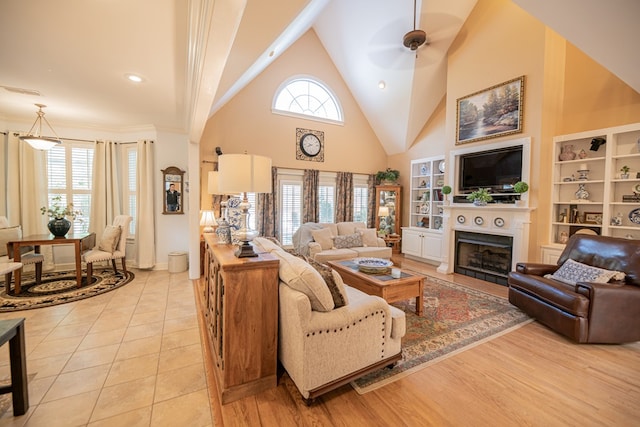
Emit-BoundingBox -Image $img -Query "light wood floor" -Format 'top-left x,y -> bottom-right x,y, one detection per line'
202,256 -> 640,427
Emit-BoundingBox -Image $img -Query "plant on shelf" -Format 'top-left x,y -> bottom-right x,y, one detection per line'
375,168 -> 400,184
467,188 -> 493,206
620,165 -> 630,179
442,185 -> 452,204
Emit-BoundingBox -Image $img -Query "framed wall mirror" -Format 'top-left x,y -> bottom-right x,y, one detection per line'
162,166 -> 185,215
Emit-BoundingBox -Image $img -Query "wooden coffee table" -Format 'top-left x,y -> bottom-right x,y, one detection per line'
328,260 -> 424,316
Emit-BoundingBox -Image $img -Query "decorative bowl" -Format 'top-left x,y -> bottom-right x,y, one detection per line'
353,257 -> 393,274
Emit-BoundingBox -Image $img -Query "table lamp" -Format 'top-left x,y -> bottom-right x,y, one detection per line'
378,206 -> 390,234
218,153 -> 272,257
208,171 -> 234,244
199,210 -> 217,233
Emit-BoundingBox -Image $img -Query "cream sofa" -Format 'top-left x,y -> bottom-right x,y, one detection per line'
253,237 -> 406,402
293,221 -> 392,263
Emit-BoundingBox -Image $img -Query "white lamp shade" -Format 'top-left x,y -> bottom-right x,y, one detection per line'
378,206 -> 390,217
200,210 -> 217,232
218,154 -> 272,194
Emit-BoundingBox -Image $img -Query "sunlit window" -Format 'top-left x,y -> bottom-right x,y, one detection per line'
273,77 -> 343,123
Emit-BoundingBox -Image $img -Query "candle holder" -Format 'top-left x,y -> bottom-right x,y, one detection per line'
577,169 -> 589,181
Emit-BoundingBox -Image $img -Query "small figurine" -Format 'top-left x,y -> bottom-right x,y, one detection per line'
578,149 -> 587,159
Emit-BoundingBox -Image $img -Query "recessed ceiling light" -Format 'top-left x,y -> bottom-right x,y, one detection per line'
378,81 -> 386,90
125,73 -> 144,83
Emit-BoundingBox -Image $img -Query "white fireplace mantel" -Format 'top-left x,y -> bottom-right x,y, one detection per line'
437,204 -> 534,274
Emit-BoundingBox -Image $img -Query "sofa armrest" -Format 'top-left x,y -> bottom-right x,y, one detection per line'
515,262 -> 558,276
308,242 -> 322,258
575,282 -> 640,343
375,237 -> 386,247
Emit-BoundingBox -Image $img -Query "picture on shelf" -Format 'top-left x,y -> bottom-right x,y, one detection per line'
584,212 -> 603,225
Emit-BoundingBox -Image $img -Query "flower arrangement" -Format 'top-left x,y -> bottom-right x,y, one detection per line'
467,188 -> 493,205
441,185 -> 452,195
40,195 -> 83,220
375,168 -> 400,184
513,181 -> 529,194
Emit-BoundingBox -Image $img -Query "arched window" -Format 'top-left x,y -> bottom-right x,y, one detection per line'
273,76 -> 343,124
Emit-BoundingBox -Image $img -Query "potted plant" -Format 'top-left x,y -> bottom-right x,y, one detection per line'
375,168 -> 400,185
513,181 -> 529,206
621,165 -> 630,179
441,185 -> 452,205
466,188 -> 493,206
41,195 -> 83,237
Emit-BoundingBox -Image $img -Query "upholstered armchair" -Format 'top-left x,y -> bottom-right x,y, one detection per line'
508,234 -> 640,343
83,215 -> 132,283
0,216 -> 44,292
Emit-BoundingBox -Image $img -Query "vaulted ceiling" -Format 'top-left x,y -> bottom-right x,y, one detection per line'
1,0 -> 638,154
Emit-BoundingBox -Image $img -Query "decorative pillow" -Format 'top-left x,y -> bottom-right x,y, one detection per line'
337,222 -> 366,236
311,227 -> 334,250
0,226 -> 22,257
272,250 -> 335,312
357,228 -> 379,247
98,225 -> 122,253
546,258 -> 626,286
305,257 -> 349,308
333,233 -> 362,249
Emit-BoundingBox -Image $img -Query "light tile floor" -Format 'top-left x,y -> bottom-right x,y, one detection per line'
0,269 -> 212,427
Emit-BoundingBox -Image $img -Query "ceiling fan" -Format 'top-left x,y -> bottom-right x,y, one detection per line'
403,0 -> 428,51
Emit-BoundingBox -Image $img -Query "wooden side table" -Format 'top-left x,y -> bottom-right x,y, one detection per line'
383,235 -> 402,254
0,318 -> 28,415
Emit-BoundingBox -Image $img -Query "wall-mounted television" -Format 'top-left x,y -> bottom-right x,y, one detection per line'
458,145 -> 523,193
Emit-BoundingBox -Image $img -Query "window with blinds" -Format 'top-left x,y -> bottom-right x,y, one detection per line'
123,146 -> 137,235
47,143 -> 93,234
353,176 -> 369,223
318,184 -> 335,223
279,180 -> 302,246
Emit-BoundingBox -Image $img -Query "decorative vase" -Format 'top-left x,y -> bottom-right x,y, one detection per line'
575,183 -> 589,200
48,218 -> 71,237
559,145 -> 576,161
473,200 -> 487,206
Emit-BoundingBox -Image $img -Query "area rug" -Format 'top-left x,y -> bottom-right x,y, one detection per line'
0,269 -> 135,312
351,275 -> 532,394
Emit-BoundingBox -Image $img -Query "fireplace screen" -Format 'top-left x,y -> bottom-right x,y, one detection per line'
455,231 -> 513,285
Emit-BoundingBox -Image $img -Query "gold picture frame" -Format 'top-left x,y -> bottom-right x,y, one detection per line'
456,75 -> 525,145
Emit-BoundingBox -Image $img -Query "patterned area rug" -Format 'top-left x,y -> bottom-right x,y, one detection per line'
351,275 -> 532,394
0,269 -> 135,312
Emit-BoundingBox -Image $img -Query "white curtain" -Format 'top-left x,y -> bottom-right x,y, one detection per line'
6,132 -> 53,268
90,140 -> 122,240
136,140 -> 156,268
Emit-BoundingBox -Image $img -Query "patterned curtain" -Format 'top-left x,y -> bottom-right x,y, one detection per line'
256,166 -> 278,238
302,169 -> 319,223
367,174 -> 376,228
336,172 -> 353,223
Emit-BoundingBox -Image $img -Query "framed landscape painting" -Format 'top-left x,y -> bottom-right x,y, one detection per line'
456,75 -> 525,145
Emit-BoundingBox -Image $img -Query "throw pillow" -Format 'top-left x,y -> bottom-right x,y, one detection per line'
311,227 -> 334,250
333,233 -> 362,249
252,237 -> 282,253
0,226 -> 22,257
547,258 -> 626,286
305,257 -> 349,308
357,228 -> 379,247
272,250 -> 335,312
98,225 -> 122,253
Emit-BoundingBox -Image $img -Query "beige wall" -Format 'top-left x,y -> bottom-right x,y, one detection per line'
199,30 -> 388,208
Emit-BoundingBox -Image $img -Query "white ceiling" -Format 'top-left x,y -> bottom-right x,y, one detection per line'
1,0 -> 638,153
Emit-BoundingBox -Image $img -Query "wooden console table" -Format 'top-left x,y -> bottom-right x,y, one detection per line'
7,232 -> 96,294
202,236 -> 279,403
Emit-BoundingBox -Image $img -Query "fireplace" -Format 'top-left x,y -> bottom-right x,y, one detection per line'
455,231 -> 513,285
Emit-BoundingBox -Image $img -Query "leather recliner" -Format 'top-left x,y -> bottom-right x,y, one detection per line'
508,234 -> 640,343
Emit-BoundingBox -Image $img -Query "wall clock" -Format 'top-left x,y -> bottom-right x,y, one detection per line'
296,128 -> 325,162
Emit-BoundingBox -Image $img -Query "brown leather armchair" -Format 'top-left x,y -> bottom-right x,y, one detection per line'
508,234 -> 640,343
